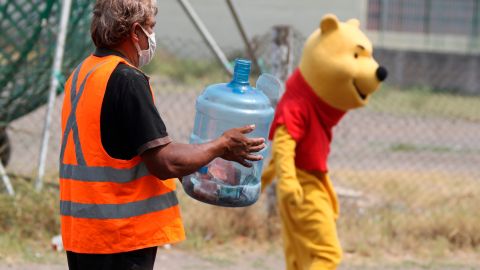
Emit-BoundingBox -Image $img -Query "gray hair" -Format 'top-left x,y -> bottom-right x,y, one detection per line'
91,0 -> 157,48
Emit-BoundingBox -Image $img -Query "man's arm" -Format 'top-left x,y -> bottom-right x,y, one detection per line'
141,125 -> 266,179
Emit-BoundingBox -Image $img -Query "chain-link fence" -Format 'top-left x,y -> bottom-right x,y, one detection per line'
1,0 -> 479,257
0,0 -> 94,174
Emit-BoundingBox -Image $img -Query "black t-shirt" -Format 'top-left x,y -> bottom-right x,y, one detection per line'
96,48 -> 171,160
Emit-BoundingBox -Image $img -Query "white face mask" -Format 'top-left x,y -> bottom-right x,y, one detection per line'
134,26 -> 156,67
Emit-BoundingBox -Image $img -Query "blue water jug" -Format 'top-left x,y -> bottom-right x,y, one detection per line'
182,59 -> 279,207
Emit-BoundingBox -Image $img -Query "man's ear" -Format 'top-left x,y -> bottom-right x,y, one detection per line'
130,22 -> 141,43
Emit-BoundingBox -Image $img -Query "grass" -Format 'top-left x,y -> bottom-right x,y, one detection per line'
331,169 -> 480,260
0,171 -> 479,267
0,178 -> 61,264
142,49 -> 267,91
370,85 -> 480,121
142,50 -> 227,85
387,142 -> 478,154
177,189 -> 279,250
176,168 -> 480,264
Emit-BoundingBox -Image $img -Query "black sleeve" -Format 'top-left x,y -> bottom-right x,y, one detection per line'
101,64 -> 171,160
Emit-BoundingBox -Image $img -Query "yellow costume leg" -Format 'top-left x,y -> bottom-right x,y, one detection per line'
295,171 -> 342,270
271,126 -> 342,270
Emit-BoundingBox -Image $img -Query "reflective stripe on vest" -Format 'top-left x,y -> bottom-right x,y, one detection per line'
60,191 -> 178,219
60,163 -> 149,183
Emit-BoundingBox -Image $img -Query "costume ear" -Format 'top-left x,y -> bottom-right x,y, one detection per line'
320,14 -> 339,33
347,18 -> 360,28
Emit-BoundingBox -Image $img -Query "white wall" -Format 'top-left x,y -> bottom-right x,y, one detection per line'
156,0 -> 367,48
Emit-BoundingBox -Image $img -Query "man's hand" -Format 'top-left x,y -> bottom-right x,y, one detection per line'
141,125 -> 266,180
218,125 -> 266,168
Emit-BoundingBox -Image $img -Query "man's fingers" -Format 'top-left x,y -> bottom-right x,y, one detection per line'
249,143 -> 266,153
239,159 -> 253,168
244,154 -> 263,161
239,124 -> 256,134
247,137 -> 265,146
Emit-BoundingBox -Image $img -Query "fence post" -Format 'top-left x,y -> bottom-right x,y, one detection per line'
270,26 -> 293,94
0,160 -> 14,196
266,25 -> 294,221
36,0 -> 73,192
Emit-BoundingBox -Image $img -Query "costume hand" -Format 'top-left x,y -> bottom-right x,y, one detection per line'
260,160 -> 275,193
288,183 -> 304,206
279,180 -> 304,206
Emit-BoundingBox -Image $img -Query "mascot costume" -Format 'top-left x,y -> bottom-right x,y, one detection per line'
261,14 -> 388,270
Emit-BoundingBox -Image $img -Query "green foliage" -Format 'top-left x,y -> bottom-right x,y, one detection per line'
143,50 -> 227,84
370,86 -> 480,121
389,143 -> 453,153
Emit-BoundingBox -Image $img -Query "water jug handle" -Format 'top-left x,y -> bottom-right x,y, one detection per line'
256,73 -> 283,107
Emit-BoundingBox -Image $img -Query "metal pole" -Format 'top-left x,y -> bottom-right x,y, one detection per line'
470,0 -> 479,52
0,160 -> 14,196
36,0 -> 73,192
177,0 -> 233,75
225,0 -> 260,71
424,0 -> 431,48
380,0 -> 388,46
359,0 -> 369,29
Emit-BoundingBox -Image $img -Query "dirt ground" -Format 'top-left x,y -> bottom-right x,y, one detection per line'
0,247 -> 282,270
0,246 -> 479,270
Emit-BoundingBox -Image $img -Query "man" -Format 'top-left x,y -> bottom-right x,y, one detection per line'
60,0 -> 265,269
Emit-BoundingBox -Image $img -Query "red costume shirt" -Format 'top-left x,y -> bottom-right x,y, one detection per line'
269,69 -> 346,172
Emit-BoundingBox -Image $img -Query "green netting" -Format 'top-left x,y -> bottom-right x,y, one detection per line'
0,0 -> 94,126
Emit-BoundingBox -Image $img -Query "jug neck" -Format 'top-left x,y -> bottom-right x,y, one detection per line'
228,59 -> 251,89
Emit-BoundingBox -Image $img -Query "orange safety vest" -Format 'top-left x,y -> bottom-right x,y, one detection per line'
59,54 -> 185,254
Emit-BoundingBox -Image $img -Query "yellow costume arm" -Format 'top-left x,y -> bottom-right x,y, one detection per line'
271,125 -> 303,205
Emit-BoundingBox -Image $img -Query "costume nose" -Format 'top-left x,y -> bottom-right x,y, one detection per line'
376,66 -> 388,82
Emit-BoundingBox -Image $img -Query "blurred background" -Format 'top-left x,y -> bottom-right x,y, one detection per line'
0,0 -> 479,269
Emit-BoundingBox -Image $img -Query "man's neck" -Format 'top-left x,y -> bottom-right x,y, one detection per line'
112,42 -> 138,67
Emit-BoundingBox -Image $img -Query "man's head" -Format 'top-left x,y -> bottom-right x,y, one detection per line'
91,0 -> 158,67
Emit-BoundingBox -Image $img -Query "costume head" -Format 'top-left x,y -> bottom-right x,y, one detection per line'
299,14 -> 387,111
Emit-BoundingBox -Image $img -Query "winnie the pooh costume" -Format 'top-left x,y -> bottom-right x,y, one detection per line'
261,14 -> 387,270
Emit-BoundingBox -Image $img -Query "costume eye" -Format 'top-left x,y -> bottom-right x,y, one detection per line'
355,45 -> 366,59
